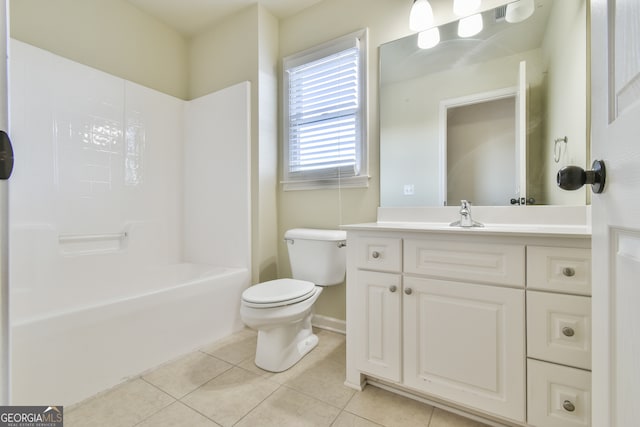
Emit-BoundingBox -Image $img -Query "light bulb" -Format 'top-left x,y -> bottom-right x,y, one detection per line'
505,0 -> 535,23
453,0 -> 481,17
457,13 -> 483,37
417,27 -> 440,49
409,0 -> 434,32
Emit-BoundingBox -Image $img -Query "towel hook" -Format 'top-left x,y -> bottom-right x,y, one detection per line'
554,136 -> 568,163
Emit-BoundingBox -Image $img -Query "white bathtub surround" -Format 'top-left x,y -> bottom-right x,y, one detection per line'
183,85 -> 251,268
8,40 -> 251,405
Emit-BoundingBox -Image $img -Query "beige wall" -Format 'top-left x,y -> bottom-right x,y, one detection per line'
257,6 -> 280,282
541,0 -> 588,205
188,6 -> 258,100
9,0 -> 189,99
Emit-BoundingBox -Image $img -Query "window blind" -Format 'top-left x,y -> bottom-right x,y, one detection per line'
286,45 -> 361,180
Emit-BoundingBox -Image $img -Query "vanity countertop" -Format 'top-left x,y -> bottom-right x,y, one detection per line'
342,221 -> 591,238
343,205 -> 592,238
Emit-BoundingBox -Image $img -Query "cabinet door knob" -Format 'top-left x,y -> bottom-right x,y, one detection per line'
562,267 -> 576,277
404,288 -> 413,295
562,400 -> 576,412
389,285 -> 397,293
371,251 -> 380,259
562,326 -> 575,337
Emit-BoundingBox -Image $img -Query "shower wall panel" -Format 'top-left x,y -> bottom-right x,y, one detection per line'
9,39 -> 184,304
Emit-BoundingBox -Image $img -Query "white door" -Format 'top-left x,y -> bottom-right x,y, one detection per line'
590,1 -> 640,426
0,0 -> 10,405
517,60 -> 527,204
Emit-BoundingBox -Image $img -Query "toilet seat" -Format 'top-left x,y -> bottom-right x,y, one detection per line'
242,279 -> 317,308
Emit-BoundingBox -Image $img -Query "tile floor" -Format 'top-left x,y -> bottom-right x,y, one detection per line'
65,328 -> 491,427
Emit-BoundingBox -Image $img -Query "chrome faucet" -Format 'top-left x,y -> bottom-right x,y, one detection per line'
450,200 -> 484,228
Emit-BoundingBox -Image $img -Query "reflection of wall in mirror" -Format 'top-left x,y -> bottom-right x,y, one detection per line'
447,97 -> 516,206
541,0 -> 587,205
380,49 -> 544,207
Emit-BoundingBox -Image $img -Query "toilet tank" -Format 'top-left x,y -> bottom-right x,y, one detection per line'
284,228 -> 347,286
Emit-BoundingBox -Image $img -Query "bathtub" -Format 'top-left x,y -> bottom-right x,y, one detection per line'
10,263 -> 250,406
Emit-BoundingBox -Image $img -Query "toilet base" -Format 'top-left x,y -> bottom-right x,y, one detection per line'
254,313 -> 318,372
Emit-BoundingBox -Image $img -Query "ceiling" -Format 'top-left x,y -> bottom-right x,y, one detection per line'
126,0 -> 326,37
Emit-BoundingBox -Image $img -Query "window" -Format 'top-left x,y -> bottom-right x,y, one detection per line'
282,29 -> 368,190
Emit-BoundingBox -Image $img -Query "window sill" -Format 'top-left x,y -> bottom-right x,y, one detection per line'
282,175 -> 370,191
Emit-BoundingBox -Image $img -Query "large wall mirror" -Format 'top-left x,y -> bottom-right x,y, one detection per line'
380,0 -> 588,207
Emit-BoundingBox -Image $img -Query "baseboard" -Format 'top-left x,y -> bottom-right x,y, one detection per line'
311,314 -> 346,334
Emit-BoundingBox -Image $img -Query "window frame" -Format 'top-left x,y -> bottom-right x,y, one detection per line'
282,29 -> 369,191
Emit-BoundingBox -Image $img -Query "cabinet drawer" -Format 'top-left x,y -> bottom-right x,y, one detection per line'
527,291 -> 591,370
527,359 -> 591,427
404,239 -> 525,286
356,237 -> 402,272
527,246 -> 591,295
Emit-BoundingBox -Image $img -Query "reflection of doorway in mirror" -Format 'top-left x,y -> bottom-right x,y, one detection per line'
440,87 -> 522,206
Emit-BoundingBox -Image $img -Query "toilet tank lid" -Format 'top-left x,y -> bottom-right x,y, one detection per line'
285,228 -> 346,241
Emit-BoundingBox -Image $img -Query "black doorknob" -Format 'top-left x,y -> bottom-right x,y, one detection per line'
557,160 -> 606,194
0,131 -> 14,180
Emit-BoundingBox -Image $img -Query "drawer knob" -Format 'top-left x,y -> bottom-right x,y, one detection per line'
562,267 -> 576,277
404,288 -> 413,295
389,285 -> 397,293
371,251 -> 381,259
562,326 -> 576,337
562,400 -> 576,412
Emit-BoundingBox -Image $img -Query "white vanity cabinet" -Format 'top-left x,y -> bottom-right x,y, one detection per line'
345,226 -> 591,427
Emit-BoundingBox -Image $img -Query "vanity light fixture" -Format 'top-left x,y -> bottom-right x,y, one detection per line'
457,13 -> 483,37
453,0 -> 481,17
409,0 -> 434,32
417,27 -> 440,49
505,0 -> 535,23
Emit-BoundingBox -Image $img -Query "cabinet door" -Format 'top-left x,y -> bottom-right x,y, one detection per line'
403,276 -> 525,422
354,270 -> 402,382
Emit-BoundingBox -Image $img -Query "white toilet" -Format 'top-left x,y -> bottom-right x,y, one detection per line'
240,228 -> 347,372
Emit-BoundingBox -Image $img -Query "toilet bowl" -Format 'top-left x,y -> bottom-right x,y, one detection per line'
241,279 -> 322,372
240,229 -> 346,372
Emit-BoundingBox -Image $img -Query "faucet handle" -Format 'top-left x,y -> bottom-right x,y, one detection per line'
459,200 -> 471,214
